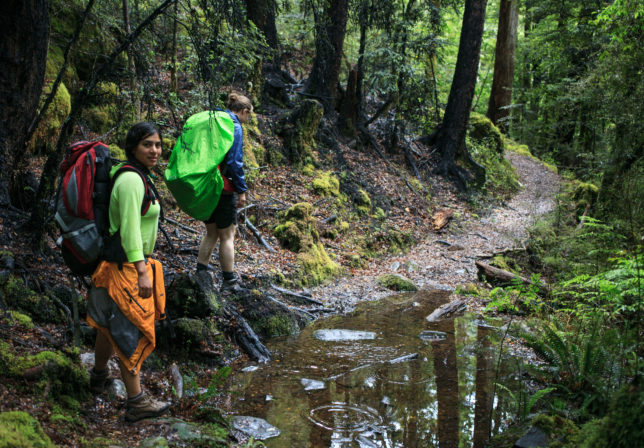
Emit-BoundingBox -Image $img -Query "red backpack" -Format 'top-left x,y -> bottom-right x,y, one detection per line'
55,141 -> 155,276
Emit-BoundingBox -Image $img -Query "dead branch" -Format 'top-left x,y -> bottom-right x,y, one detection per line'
426,298 -> 467,322
244,217 -> 277,253
270,283 -> 324,306
163,217 -> 200,234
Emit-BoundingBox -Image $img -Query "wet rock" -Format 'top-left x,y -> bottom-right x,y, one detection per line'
389,261 -> 401,271
242,365 -> 259,372
231,415 -> 281,440
313,329 -> 376,341
301,378 -> 325,391
514,426 -> 548,447
0,251 -> 15,270
107,379 -> 127,400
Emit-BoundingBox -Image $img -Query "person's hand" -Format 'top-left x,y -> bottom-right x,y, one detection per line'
237,192 -> 247,209
135,261 -> 152,298
137,272 -> 153,298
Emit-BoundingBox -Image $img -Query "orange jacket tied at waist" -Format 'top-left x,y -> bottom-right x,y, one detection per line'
86,259 -> 166,374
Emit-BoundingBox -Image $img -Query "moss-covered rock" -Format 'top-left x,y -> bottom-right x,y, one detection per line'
312,171 -> 341,197
83,82 -> 120,134
232,288 -> 308,339
1,277 -> 65,324
0,411 -> 55,448
279,99 -> 323,165
274,203 -> 319,252
468,112 -> 504,155
0,342 -> 89,401
3,311 -> 34,329
296,242 -> 343,286
353,189 -> 372,214
165,273 -> 222,319
377,274 -> 418,292
108,143 -> 127,161
274,203 -> 342,285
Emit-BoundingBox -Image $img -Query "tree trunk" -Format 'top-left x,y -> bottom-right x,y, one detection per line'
245,0 -> 279,68
486,0 -> 518,132
0,0 -> 50,207
304,0 -> 349,113
170,0 -> 179,93
433,0 -> 488,189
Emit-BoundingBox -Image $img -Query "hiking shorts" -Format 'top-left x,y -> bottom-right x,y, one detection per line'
204,193 -> 237,228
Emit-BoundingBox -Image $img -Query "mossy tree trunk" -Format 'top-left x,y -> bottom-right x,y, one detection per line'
0,0 -> 50,207
304,0 -> 349,113
486,0 -> 518,133
432,0 -> 488,190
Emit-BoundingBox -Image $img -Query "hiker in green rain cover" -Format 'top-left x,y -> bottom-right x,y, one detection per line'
196,93 -> 252,291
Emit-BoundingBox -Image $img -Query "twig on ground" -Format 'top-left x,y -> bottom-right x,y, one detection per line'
244,217 -> 277,253
270,283 -> 324,306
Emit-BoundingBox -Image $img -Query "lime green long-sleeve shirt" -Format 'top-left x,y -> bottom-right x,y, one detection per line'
108,166 -> 160,262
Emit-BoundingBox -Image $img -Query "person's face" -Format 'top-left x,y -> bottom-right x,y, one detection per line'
237,107 -> 253,123
133,133 -> 162,168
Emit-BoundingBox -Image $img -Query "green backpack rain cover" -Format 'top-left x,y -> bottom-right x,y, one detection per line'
164,110 -> 235,221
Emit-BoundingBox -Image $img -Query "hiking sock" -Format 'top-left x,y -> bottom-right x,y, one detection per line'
128,391 -> 144,402
222,271 -> 235,281
196,262 -> 208,272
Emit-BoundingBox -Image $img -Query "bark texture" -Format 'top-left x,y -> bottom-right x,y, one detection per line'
304,0 -> 349,112
486,0 -> 519,132
433,0 -> 488,189
0,0 -> 50,206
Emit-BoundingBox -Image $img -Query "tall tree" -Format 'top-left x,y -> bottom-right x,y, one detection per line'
0,0 -> 50,206
486,0 -> 519,132
304,0 -> 349,113
430,0 -> 488,189
245,0 -> 279,67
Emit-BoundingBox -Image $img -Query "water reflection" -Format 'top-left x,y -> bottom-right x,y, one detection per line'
223,290 -> 512,447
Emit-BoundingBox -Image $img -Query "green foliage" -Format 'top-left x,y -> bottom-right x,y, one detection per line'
312,172 -> 340,197
484,276 -> 544,315
199,366 -> 232,402
517,319 -> 626,419
495,383 -> 557,422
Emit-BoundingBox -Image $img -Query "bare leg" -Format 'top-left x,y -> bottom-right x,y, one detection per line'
119,361 -> 142,398
217,224 -> 236,272
197,222 -> 219,266
94,331 -> 114,371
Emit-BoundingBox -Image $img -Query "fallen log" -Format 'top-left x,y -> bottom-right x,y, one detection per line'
222,305 -> 271,363
475,261 -> 549,295
426,298 -> 467,322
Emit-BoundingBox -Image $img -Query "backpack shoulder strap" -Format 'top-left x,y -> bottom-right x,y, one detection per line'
112,164 -> 159,216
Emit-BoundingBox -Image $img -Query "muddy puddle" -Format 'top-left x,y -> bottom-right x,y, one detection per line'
223,290 -> 517,447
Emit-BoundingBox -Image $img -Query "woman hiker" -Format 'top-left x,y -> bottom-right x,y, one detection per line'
86,122 -> 170,422
196,92 -> 253,292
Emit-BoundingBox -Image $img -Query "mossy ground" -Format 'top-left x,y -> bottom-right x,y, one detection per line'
0,411 -> 55,448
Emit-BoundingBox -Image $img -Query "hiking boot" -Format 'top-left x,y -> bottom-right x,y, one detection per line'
89,368 -> 113,394
220,276 -> 245,294
125,391 -> 170,422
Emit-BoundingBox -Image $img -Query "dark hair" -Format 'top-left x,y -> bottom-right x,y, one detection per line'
124,122 -> 161,162
226,92 -> 253,113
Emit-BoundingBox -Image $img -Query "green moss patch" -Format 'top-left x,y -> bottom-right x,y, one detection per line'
1,277 -> 65,324
377,274 -> 418,292
468,112 -> 504,155
0,342 -> 88,401
0,411 -> 55,448
312,171 -> 341,197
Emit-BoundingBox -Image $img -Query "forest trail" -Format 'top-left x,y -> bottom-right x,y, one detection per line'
312,151 -> 562,310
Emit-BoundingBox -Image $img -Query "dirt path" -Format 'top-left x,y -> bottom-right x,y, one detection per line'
311,152 -> 562,310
